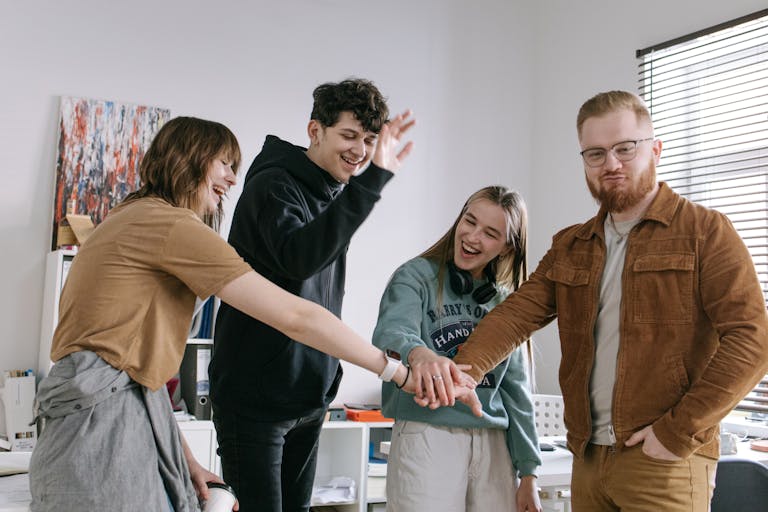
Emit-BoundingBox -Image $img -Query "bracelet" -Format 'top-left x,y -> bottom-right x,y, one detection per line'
378,355 -> 400,382
395,366 -> 410,389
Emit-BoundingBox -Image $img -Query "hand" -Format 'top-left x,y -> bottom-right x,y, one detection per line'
516,475 -> 542,512
372,110 -> 415,172
624,425 -> 681,461
187,454 -> 240,511
407,346 -> 469,406
453,377 -> 483,418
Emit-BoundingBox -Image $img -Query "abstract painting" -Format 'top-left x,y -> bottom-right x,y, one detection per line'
51,96 -> 170,249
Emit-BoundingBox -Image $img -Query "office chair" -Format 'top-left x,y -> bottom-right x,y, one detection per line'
710,457 -> 768,512
532,394 -> 566,437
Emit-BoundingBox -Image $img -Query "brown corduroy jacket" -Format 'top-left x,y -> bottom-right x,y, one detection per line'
455,182 -> 768,460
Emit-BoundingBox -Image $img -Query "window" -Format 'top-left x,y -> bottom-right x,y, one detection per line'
637,9 -> 768,417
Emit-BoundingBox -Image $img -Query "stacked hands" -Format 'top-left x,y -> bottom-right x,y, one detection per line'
398,346 -> 483,417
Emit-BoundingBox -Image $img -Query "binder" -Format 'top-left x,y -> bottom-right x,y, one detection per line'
179,342 -> 212,420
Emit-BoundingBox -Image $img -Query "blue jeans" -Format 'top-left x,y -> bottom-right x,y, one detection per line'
212,406 -> 326,512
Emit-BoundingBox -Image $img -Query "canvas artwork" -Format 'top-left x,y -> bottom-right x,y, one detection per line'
51,96 -> 170,249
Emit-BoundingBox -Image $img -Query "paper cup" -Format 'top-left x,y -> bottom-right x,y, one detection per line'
202,482 -> 237,512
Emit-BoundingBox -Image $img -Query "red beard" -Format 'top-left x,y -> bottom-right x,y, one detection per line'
586,156 -> 657,213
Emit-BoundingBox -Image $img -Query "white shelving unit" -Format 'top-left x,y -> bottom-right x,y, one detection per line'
365,421 -> 393,509
177,419 -> 220,474
38,249 -> 76,379
312,421 -> 368,512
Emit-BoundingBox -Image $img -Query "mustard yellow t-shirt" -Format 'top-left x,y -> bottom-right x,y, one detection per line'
51,197 -> 252,390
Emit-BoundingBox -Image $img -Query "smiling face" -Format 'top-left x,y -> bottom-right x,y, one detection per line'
580,108 -> 661,214
305,111 -> 378,183
452,198 -> 511,279
196,152 -> 236,217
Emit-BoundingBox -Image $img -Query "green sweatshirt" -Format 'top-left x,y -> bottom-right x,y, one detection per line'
372,257 -> 541,477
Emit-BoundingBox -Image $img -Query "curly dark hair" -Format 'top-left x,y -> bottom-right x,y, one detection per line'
310,78 -> 389,133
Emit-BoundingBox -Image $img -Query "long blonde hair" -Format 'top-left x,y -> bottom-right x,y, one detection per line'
420,185 -> 534,386
421,185 -> 528,293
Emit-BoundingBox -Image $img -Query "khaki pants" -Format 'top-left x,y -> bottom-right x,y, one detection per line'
385,420 -> 517,512
571,443 -> 716,512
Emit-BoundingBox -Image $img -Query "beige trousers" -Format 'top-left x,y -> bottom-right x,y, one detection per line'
385,420 -> 518,512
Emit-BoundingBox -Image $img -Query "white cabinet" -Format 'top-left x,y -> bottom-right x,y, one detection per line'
312,421 -> 368,512
311,421 -> 394,512
178,419 -> 220,475
365,422 -> 392,507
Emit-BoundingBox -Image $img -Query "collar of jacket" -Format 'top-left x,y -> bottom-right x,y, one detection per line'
574,181 -> 682,241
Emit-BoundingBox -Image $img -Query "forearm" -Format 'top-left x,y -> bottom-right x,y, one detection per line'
501,354 -> 541,476
264,166 -> 393,276
454,261 -> 556,381
653,327 -> 768,456
218,271 -> 407,385
454,299 -> 535,381
654,223 -> 768,457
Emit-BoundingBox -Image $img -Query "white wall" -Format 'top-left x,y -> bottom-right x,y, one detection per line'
0,0 -> 765,414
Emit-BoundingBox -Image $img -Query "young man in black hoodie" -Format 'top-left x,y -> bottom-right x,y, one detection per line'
210,78 -> 415,512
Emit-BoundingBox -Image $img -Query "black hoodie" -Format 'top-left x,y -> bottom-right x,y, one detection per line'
210,135 -> 393,420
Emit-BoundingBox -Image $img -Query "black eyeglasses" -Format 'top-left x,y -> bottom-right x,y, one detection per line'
580,138 -> 654,167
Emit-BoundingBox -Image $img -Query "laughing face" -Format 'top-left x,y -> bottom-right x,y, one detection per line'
196,153 -> 236,217
305,111 -> 378,183
452,198 -> 511,279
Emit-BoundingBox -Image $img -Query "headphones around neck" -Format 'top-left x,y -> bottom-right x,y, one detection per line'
447,261 -> 497,304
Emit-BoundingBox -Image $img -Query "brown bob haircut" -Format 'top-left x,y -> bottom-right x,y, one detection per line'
124,116 -> 241,231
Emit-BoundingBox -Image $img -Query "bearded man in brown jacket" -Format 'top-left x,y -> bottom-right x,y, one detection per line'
448,90 -> 768,512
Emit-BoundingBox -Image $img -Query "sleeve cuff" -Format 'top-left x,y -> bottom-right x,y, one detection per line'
515,461 -> 540,479
350,162 -> 394,193
651,417 -> 697,458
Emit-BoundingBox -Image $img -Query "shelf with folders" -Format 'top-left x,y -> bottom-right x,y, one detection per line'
38,249 -> 77,379
188,296 -> 218,343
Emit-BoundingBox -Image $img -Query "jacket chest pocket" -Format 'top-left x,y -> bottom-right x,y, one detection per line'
546,262 -> 591,333
631,253 -> 695,324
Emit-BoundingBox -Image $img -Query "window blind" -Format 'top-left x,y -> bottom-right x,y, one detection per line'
637,9 -> 768,416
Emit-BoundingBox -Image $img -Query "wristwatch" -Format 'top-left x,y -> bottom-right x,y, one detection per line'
378,355 -> 400,382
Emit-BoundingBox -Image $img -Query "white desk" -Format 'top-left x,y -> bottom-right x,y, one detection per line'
723,439 -> 768,465
0,452 -> 31,512
538,437 -> 573,488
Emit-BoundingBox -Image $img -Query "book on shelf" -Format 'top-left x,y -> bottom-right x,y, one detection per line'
367,475 -> 386,502
368,459 -> 387,477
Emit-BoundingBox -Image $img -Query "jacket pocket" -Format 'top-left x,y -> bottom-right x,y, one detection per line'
546,262 -> 591,334
631,253 -> 694,324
